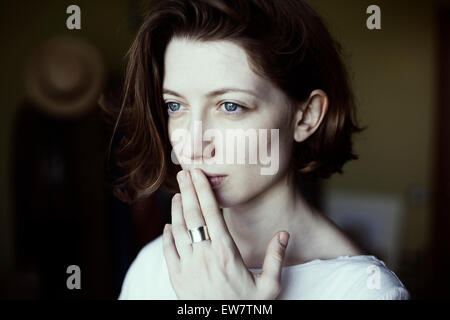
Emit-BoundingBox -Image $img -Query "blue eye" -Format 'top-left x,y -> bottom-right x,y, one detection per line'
166,102 -> 181,112
220,102 -> 244,114
165,101 -> 246,116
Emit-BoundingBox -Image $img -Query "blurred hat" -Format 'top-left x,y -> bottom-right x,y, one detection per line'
24,35 -> 105,118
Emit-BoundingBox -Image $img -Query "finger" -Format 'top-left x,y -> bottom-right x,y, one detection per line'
171,193 -> 192,259
190,168 -> 233,244
176,170 -> 206,229
162,224 -> 181,275
257,231 -> 290,299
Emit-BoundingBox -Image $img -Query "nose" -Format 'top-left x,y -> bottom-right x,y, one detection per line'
182,118 -> 215,163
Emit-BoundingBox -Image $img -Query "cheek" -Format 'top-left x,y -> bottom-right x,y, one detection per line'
213,135 -> 292,208
276,128 -> 294,163
167,121 -> 189,167
167,118 -> 179,140
215,166 -> 283,208
213,168 -> 266,207
253,119 -> 293,171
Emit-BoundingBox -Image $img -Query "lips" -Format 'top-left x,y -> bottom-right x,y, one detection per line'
202,172 -> 228,188
207,176 -> 227,188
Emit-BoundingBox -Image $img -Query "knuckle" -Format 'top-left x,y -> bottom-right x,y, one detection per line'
171,224 -> 185,234
184,206 -> 199,218
194,247 -> 210,265
214,241 -> 237,268
201,252 -> 210,268
273,248 -> 284,262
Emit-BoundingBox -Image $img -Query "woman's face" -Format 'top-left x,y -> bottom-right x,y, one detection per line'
163,37 -> 295,208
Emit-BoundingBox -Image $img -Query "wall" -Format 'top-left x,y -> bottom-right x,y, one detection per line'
307,0 -> 440,268
0,0 -> 137,270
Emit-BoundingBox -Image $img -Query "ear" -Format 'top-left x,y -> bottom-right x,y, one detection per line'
293,89 -> 329,143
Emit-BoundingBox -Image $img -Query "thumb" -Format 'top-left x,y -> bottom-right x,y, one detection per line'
258,231 -> 290,297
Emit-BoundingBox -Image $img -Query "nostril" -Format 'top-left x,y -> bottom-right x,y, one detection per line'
203,144 -> 215,158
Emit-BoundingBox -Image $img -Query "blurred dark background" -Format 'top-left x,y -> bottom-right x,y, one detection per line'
0,0 -> 449,299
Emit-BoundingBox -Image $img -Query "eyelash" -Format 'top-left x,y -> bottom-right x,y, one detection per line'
164,101 -> 246,116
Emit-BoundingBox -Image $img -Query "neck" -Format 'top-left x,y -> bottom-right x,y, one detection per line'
222,173 -> 318,269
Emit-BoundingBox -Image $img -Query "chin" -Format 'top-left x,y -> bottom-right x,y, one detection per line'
211,188 -> 237,208
213,187 -> 258,209
212,191 -> 234,209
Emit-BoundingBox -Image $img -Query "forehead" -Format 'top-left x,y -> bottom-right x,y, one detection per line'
163,38 -> 270,97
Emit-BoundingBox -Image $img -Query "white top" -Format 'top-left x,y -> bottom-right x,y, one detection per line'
118,235 -> 410,300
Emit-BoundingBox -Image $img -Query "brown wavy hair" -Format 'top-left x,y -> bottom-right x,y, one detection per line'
101,0 -> 366,204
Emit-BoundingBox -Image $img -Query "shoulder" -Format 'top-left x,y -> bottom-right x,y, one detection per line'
119,235 -> 175,299
313,255 -> 410,300
279,254 -> 409,300
308,215 -> 410,299
128,235 -> 165,277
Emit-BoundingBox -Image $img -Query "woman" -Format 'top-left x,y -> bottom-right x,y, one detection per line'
113,0 -> 410,299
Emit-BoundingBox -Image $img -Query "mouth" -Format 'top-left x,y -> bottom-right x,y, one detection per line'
203,172 -> 228,189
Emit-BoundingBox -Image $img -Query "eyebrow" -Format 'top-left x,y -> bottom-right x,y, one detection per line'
162,87 -> 262,100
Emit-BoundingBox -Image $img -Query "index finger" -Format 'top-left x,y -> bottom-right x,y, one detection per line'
190,168 -> 232,243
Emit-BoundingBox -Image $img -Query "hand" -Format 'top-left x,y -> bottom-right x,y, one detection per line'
162,168 -> 291,299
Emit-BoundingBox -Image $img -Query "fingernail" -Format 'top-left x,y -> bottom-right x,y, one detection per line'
278,232 -> 289,248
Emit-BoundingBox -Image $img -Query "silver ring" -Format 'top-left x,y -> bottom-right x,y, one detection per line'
188,225 -> 210,243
